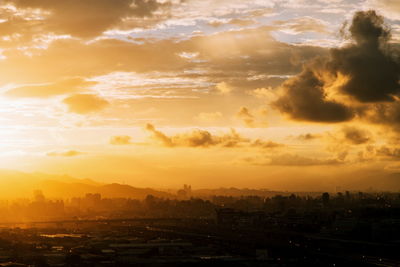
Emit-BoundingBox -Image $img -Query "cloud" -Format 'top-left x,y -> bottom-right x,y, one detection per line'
367,0 -> 400,21
215,82 -> 232,95
5,0 -> 170,38
174,129 -> 238,148
47,150 -> 84,157
269,154 -> 342,166
236,107 -> 255,127
355,145 -> 400,162
235,106 -> 268,127
328,10 -> 399,102
144,123 -> 281,148
229,18 -> 256,27
293,133 -> 321,141
248,87 -> 276,99
250,139 -> 283,149
63,94 -> 109,114
244,153 -> 342,166
5,78 -> 95,98
110,135 -> 133,145
341,126 -> 372,145
272,10 -> 400,123
361,102 -> 400,130
194,112 -> 223,123
0,26 -> 326,88
145,123 -> 245,148
208,18 -> 256,27
272,61 -> 354,122
145,123 -> 174,146
273,16 -> 330,34
376,146 -> 400,159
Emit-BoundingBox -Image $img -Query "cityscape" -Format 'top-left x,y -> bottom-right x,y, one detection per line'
0,182 -> 396,266
0,0 -> 399,266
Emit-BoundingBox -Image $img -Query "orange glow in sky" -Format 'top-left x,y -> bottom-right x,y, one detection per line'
0,0 -> 398,191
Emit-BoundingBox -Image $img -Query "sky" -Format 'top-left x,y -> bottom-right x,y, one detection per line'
0,0 -> 399,191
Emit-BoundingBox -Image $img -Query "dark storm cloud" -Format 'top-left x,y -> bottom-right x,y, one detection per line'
328,10 -> 400,102
273,60 -> 354,122
273,10 -> 400,123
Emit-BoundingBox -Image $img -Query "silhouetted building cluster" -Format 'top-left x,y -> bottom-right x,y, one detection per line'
0,190 -> 398,266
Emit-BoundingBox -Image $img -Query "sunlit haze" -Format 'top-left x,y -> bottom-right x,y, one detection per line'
0,0 -> 399,192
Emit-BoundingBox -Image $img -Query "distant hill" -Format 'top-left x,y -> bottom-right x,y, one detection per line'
35,180 -> 173,199
0,169 -> 172,199
0,168 -> 399,200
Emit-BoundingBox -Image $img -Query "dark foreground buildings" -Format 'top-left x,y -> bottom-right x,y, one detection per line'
0,191 -> 399,266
